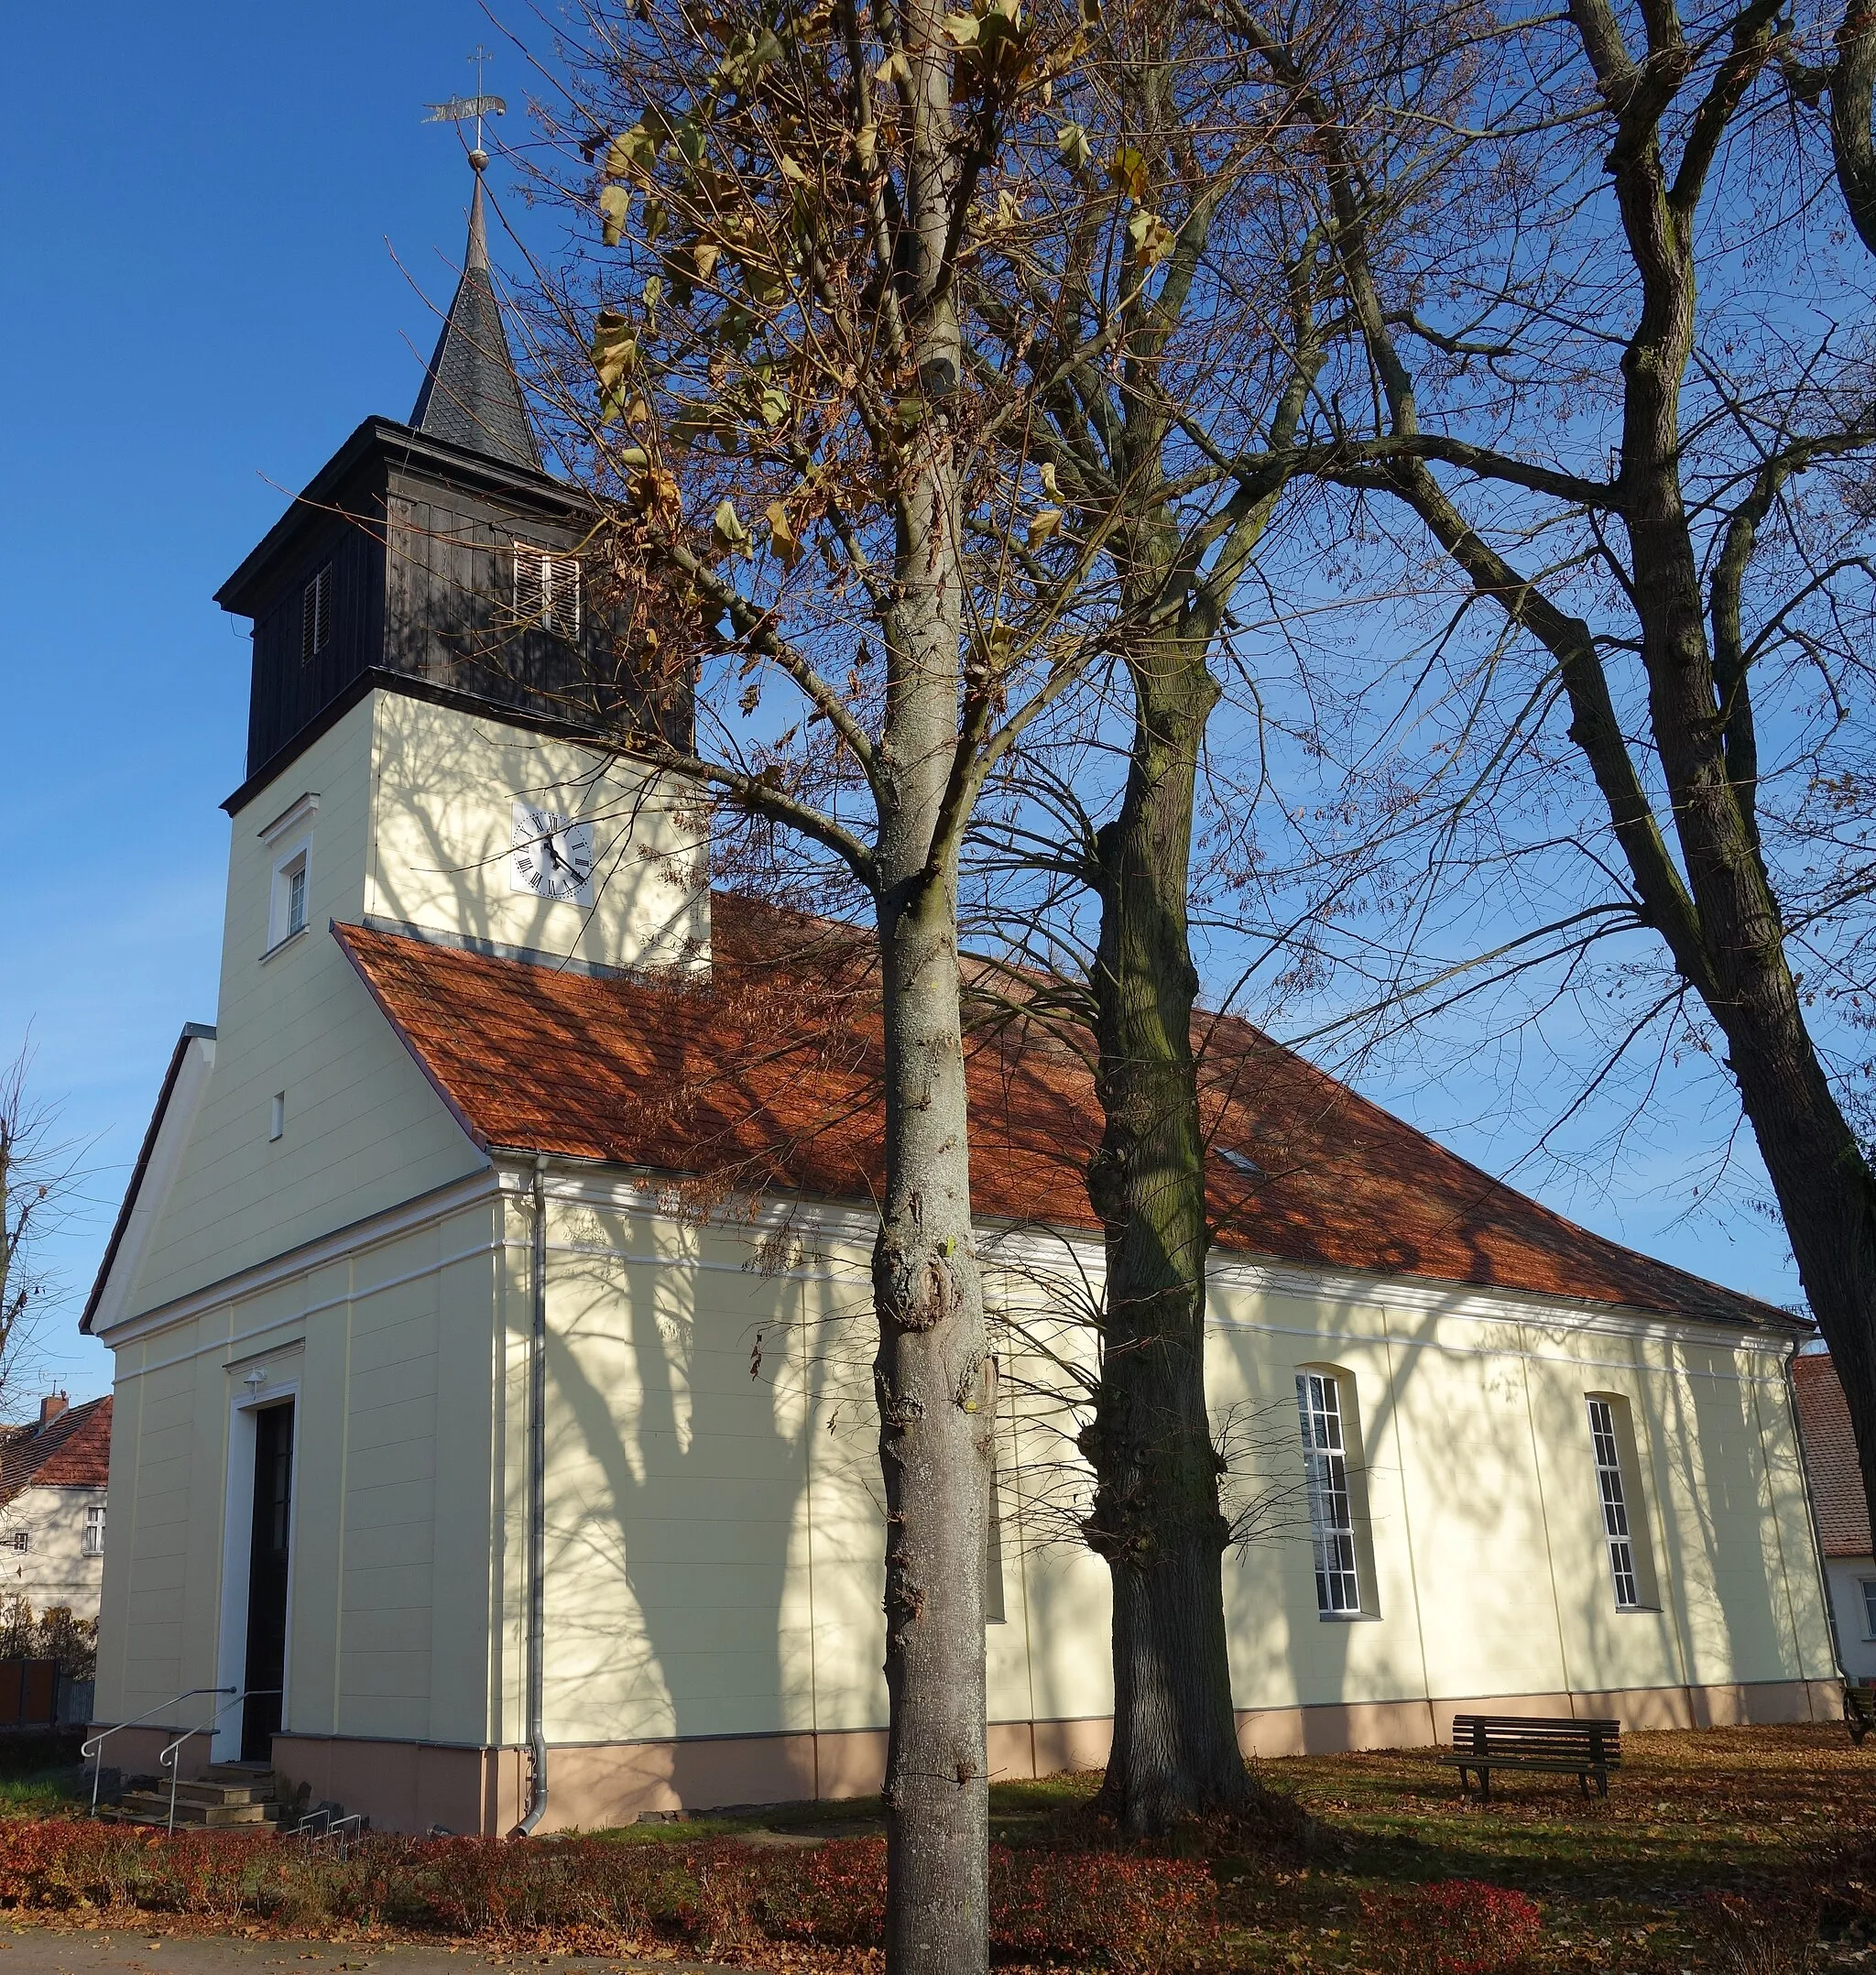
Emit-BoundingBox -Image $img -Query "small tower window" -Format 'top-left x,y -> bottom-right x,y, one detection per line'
300,565 -> 333,665
514,546 -> 581,638
267,846 -> 311,952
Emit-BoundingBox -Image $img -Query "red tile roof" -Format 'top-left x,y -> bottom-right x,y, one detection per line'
1793,1354 -> 1871,1558
0,1397 -> 112,1505
335,896 -> 1795,1332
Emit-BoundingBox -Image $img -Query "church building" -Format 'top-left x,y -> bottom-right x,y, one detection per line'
83,162 -> 1842,1837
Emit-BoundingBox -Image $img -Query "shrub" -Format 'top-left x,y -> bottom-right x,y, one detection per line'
754,1837 -> 885,1947
992,1847 -> 1217,1972
0,1817 -> 1217,1968
1359,1879 -> 1543,1975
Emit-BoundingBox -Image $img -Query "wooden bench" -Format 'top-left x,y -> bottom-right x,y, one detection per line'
1845,1683 -> 1874,1747
1447,1714 -> 1620,1801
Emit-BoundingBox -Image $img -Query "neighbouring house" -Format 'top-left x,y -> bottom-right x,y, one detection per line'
0,1395 -> 111,1624
1792,1351 -> 1875,1683
79,161 -> 1840,1838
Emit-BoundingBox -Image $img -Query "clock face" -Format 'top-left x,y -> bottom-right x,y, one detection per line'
510,800 -> 594,904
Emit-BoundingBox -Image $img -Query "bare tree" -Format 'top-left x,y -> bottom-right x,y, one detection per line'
509,0 -> 1465,1858
1198,0 -> 1876,1529
0,1049 -> 76,1413
510,0 -> 1154,1957
949,0 -> 1500,1830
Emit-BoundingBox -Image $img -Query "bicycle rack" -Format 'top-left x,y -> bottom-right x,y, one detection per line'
293,1806 -> 365,1857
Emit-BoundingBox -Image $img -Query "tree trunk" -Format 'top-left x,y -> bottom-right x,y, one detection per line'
873,856 -> 992,1971
1081,634 -> 1249,1832
1723,991 -> 1876,1526
1628,499 -> 1876,1534
1292,0 -> 1876,1564
1591,10 -> 1876,1548
871,42 -> 992,1946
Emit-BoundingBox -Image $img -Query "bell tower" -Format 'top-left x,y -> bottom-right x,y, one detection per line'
213,156 -> 688,816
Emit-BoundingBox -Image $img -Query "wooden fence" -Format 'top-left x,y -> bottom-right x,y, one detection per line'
0,1660 -> 60,1727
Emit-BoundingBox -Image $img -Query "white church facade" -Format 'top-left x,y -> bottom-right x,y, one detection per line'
83,168 -> 1841,1838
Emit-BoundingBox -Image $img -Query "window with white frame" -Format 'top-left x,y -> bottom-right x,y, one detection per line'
1861,1578 -> 1876,1640
514,545 -> 581,638
1587,1396 -> 1642,1609
267,845 -> 310,950
82,1504 -> 104,1557
6,1530 -> 28,1555
300,564 -> 333,665
1297,1371 -> 1362,1615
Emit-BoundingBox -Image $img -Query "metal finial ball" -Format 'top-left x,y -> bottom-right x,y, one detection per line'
469,147 -> 489,171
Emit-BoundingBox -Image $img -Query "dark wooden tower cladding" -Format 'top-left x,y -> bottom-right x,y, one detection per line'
214,166 -> 690,809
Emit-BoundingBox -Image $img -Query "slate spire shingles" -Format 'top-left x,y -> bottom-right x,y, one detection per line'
409,162 -> 543,472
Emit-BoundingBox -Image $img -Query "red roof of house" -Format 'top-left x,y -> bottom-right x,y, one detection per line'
1793,1353 -> 1871,1558
0,1397 -> 112,1505
334,896 -> 1795,1332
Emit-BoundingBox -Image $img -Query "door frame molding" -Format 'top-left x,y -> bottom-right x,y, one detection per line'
214,1359 -> 301,1763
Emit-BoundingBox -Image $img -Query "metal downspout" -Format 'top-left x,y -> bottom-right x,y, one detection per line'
512,1156 -> 551,1835
1783,1341 -> 1849,1696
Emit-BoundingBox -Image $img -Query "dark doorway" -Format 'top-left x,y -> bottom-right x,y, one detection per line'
240,1402 -> 293,1762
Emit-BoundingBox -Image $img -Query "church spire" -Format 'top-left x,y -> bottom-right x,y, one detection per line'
409,157 -> 543,472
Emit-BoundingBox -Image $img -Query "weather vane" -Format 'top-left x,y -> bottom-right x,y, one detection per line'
423,45 -> 507,169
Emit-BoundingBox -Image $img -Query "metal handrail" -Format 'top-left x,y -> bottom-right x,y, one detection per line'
158,1690 -> 278,1833
82,1688 -> 234,1817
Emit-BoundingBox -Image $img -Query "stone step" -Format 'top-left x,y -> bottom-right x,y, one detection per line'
169,1779 -> 273,1806
114,1792 -> 278,1828
201,1762 -> 277,1786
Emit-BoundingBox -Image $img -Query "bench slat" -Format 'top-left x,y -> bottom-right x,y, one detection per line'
1453,1731 -> 1620,1740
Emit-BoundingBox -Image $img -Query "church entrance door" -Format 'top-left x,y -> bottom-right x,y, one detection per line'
240,1402 -> 293,1762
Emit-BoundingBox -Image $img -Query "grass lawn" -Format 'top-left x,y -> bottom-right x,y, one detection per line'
593,1721 -> 1876,1970
0,1736 -> 88,1824
0,1770 -> 85,1820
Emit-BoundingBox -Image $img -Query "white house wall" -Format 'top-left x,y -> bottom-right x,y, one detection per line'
0,1485 -> 108,1622
514,1185 -> 1835,1809
1825,1556 -> 1876,1680
1205,1278 -> 1830,1734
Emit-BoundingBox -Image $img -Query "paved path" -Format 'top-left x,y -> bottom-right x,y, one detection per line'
0,1928 -> 759,1974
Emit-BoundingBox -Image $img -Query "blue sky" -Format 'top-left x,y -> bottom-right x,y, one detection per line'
0,0 -> 528,1400
0,3 -> 1805,1410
